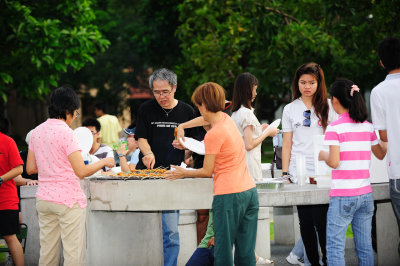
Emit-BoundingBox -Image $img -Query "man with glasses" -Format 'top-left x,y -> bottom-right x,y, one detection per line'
135,68 -> 196,266
82,118 -> 115,172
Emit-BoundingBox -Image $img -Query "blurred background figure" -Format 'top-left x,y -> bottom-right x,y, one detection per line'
116,128 -> 140,172
83,118 -> 115,173
94,102 -> 122,148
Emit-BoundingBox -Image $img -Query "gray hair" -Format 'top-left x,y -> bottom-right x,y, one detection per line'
149,68 -> 177,89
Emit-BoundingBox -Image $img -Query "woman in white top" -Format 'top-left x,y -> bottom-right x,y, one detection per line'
231,73 -> 278,182
231,73 -> 278,265
282,63 -> 337,266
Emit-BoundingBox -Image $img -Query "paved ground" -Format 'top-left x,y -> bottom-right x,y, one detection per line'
270,241 -> 377,266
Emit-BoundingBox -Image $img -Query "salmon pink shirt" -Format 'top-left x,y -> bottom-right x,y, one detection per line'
29,119 -> 86,208
205,113 -> 255,195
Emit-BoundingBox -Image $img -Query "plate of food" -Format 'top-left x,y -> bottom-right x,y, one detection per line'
262,119 -> 281,135
179,137 -> 205,155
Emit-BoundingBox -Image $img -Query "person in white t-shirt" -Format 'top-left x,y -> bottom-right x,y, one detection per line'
281,62 -> 337,266
82,118 -> 115,173
231,72 -> 279,182
370,36 -> 400,255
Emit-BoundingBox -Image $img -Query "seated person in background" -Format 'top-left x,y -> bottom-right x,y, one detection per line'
19,129 -> 38,181
184,150 -> 194,168
186,210 -> 273,265
116,128 -> 139,172
83,118 -> 115,173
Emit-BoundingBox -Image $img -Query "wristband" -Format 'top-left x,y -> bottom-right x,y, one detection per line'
282,171 -> 289,176
118,153 -> 126,158
143,152 -> 153,157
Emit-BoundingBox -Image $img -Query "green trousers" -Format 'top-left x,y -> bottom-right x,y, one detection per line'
212,187 -> 259,266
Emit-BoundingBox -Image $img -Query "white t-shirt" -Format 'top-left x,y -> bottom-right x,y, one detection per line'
282,98 -> 337,179
93,144 -> 114,171
231,106 -> 263,181
370,73 -> 400,179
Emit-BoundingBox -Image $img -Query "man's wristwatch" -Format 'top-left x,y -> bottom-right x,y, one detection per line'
118,154 -> 126,158
0,178 -> 3,186
282,172 -> 289,176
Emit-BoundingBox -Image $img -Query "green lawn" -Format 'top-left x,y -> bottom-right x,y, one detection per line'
269,221 -> 354,240
261,138 -> 274,163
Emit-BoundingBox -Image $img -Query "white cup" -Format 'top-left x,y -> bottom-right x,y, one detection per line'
296,155 -> 306,186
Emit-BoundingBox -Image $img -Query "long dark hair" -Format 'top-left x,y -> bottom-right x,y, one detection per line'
330,79 -> 368,123
232,73 -> 258,112
292,62 -> 329,130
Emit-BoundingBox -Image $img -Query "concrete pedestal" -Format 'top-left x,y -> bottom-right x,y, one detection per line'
177,210 -> 197,266
376,201 -> 400,266
86,211 -> 163,266
255,207 -> 271,259
20,186 -> 40,266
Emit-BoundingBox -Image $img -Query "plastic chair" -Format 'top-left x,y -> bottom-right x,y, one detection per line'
0,223 -> 28,253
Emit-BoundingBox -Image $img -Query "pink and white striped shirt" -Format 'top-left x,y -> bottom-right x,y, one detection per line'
324,113 -> 378,197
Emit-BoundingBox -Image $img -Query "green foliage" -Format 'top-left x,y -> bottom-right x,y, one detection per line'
0,0 -> 110,101
176,0 -> 400,120
60,0 -> 184,115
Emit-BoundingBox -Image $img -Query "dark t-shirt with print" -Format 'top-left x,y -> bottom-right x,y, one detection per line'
135,99 -> 196,169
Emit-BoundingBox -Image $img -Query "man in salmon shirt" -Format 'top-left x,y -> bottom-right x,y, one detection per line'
0,116 -> 24,266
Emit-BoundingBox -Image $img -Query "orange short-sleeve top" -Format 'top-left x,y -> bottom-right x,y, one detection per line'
204,113 -> 255,195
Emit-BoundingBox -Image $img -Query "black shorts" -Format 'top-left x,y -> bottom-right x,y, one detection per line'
0,210 -> 20,236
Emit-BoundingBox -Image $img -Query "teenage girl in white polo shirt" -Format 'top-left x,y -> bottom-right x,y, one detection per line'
282,62 -> 337,266
319,79 -> 386,265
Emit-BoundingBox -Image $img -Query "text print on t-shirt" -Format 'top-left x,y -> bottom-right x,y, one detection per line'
151,121 -> 179,128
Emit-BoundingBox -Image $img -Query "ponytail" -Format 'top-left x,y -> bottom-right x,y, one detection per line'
329,79 -> 368,123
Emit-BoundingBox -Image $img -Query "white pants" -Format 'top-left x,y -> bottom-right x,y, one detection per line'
36,199 -> 86,266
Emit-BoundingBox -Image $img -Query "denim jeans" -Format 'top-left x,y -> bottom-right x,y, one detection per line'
326,193 -> 374,266
162,210 -> 180,266
186,247 -> 214,266
390,179 -> 400,256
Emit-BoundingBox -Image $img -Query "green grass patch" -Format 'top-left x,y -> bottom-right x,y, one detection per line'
269,222 -> 353,240
261,138 -> 274,163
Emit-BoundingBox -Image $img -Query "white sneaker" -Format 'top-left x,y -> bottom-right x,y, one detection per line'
256,256 -> 274,265
286,252 -> 304,266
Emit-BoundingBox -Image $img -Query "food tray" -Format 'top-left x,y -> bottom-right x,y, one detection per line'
107,167 -> 168,180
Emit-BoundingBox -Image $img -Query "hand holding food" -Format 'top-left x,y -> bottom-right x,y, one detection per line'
143,152 -> 155,169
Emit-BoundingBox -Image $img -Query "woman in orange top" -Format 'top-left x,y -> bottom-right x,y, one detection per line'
165,82 -> 258,265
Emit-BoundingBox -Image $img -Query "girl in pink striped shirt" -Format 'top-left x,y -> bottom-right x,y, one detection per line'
319,78 -> 387,266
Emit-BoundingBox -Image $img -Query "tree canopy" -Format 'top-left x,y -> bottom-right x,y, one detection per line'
0,0 -> 110,102
2,0 -> 400,123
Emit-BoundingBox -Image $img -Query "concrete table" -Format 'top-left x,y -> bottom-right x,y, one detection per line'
20,179 -> 399,266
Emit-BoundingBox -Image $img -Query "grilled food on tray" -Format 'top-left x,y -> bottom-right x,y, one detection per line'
110,167 -> 167,180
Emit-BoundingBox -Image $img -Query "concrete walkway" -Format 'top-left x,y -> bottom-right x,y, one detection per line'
270,241 -> 377,266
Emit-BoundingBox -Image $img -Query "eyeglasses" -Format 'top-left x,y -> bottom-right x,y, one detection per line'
153,89 -> 173,97
90,131 -> 98,135
303,110 -> 311,127
76,111 -> 80,118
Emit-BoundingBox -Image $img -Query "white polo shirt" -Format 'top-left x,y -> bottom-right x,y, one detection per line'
282,98 -> 337,178
370,73 -> 400,179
